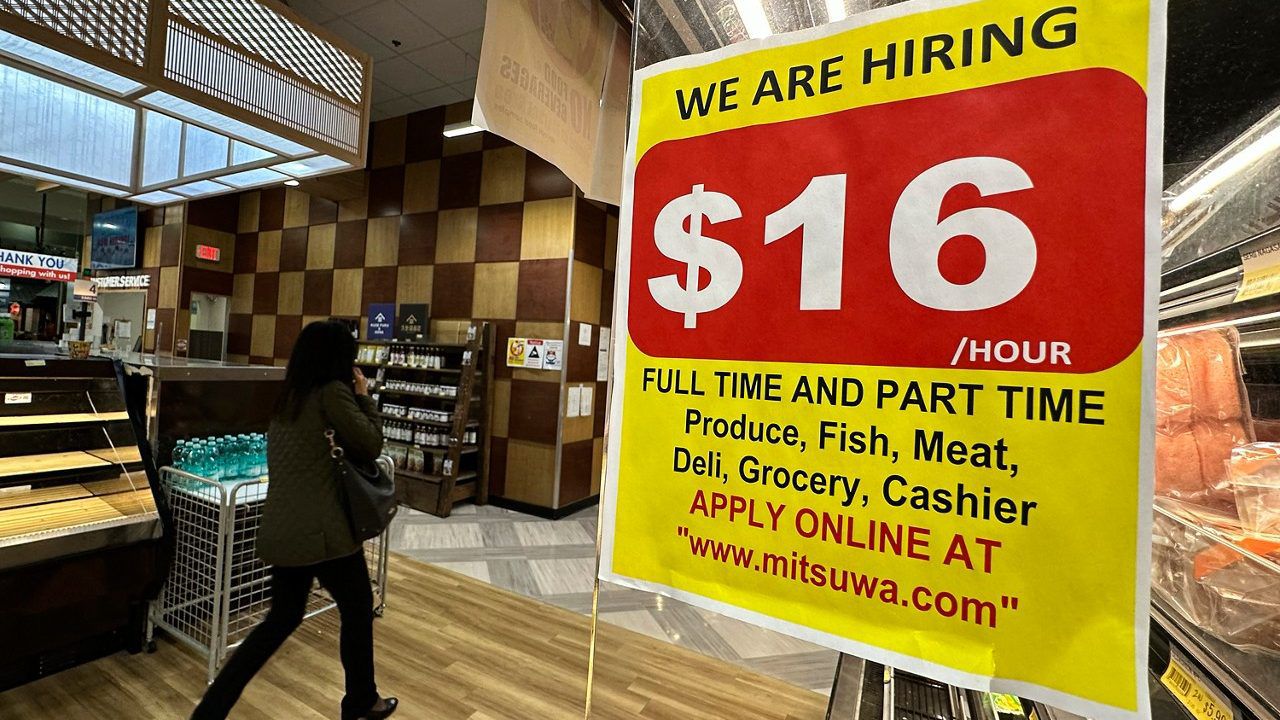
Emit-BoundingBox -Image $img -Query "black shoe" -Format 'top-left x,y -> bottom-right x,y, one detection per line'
347,697 -> 398,720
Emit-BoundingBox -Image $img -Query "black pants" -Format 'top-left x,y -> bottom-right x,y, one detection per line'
192,551 -> 378,720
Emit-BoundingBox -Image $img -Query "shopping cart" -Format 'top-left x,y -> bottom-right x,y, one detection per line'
147,463 -> 391,682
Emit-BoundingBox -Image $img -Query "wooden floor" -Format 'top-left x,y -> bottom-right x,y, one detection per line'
0,554 -> 826,720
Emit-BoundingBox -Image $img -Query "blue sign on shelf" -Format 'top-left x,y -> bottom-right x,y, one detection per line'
366,303 -> 395,340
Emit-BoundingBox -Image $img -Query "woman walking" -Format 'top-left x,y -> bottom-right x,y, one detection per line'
192,320 -> 398,720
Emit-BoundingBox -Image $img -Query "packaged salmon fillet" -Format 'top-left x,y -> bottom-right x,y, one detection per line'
1154,327 -> 1255,516
1156,337 -> 1194,433
1182,328 -> 1248,422
1230,443 -> 1280,535
1156,430 -> 1203,500
1193,419 -> 1252,512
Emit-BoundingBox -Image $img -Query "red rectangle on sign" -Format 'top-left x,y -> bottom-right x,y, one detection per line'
628,69 -> 1147,374
195,245 -> 221,262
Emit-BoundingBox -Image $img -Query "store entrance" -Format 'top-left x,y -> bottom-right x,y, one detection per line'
8,278 -> 61,342
188,293 -> 229,361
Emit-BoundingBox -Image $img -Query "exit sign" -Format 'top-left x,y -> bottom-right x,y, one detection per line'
195,245 -> 221,262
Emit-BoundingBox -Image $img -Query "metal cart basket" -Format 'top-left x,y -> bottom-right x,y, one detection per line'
148,464 -> 391,682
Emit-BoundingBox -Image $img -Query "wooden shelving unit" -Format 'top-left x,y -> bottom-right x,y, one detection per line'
358,324 -> 492,518
0,411 -> 129,427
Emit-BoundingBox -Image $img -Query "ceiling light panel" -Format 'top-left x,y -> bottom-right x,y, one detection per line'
0,0 -> 372,205
0,28 -> 144,95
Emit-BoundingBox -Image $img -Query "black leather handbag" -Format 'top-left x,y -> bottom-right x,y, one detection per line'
326,429 -> 397,541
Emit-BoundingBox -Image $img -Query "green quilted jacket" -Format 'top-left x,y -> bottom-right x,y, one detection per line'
257,381 -> 384,567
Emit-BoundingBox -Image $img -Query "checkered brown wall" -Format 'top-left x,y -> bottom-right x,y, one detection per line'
207,100 -> 616,513
559,199 -> 617,508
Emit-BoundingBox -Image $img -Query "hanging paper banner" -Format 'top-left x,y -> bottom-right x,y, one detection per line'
599,1 -> 1166,718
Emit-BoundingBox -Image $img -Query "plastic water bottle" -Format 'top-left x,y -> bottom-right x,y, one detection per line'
238,434 -> 253,480
208,438 -> 224,481
220,436 -> 235,482
172,440 -> 188,471
254,434 -> 267,478
186,441 -> 205,478
236,435 -> 248,480
201,439 -> 215,479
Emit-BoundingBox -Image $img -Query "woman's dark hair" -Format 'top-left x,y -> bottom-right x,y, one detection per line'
275,320 -> 358,420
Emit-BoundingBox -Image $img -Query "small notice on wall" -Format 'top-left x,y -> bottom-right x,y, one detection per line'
508,338 -> 544,369
4,392 -> 31,404
507,338 -> 565,371
567,386 -> 583,418
597,328 -> 611,382
544,340 -> 564,371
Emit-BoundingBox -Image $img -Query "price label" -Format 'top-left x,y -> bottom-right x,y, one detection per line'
1161,657 -> 1233,720
1236,240 -> 1280,302
601,1 -> 1163,719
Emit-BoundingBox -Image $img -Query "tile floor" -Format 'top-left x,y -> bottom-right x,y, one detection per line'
387,502 -> 839,693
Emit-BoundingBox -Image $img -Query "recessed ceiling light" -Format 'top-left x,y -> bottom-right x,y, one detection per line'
443,121 -> 483,138
284,179 -> 300,186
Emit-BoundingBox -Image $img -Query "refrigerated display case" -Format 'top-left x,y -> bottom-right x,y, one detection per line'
1153,100 -> 1280,720
0,354 -> 164,690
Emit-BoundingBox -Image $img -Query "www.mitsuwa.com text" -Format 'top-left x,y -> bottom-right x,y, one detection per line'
677,523 -> 1019,628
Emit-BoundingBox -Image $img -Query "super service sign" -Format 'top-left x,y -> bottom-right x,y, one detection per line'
599,0 -> 1165,717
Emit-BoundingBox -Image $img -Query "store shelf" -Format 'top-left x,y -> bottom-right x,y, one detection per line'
83,474 -> 148,497
0,473 -> 149,513
359,340 -> 471,349
87,446 -> 143,465
384,364 -> 460,374
375,411 -> 478,428
0,450 -> 111,478
0,484 -> 155,542
385,440 -> 479,456
376,411 -> 450,427
1151,597 -> 1280,720
376,387 -> 460,401
396,468 -> 478,484
0,411 -> 130,427
0,484 -> 93,510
